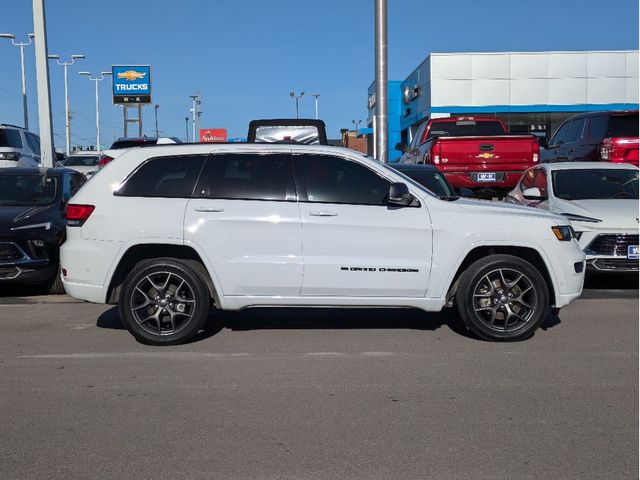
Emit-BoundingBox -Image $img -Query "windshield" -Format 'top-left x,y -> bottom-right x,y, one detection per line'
428,120 -> 505,139
0,174 -> 58,206
64,155 -> 98,166
552,169 -> 638,200
608,114 -> 639,137
254,126 -> 320,145
396,169 -> 456,197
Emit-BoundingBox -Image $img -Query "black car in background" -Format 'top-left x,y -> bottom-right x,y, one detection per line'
387,163 -> 474,199
540,110 -> 639,166
0,168 -> 85,293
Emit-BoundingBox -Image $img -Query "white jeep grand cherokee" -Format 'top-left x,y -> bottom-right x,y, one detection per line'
60,144 -> 585,345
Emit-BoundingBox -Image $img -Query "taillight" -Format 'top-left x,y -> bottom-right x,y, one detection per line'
98,154 -> 114,168
600,138 -> 612,161
532,141 -> 539,162
65,204 -> 95,227
432,144 -> 441,165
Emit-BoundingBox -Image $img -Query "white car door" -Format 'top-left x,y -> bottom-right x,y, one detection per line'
293,152 -> 432,297
184,151 -> 303,297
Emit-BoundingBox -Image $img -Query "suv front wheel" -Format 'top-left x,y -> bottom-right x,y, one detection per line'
455,254 -> 550,341
119,258 -> 210,345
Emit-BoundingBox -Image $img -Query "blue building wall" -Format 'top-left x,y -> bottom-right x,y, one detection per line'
367,81 -> 403,162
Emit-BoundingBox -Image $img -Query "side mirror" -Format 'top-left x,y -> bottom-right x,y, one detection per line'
458,188 -> 474,198
522,187 -> 547,200
394,142 -> 407,153
388,182 -> 412,206
537,136 -> 548,149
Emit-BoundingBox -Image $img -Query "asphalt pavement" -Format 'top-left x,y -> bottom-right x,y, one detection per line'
0,275 -> 637,480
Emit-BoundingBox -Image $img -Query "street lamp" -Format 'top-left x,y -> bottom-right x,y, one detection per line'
290,91 -> 304,119
154,104 -> 159,137
185,116 -> 189,142
311,93 -> 320,119
79,71 -> 111,153
1,33 -> 35,129
49,53 -> 85,156
352,119 -> 362,133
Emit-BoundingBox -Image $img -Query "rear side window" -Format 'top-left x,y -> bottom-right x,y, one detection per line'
0,129 -> 23,148
25,133 -> 40,153
588,116 -> 609,139
117,155 -> 206,198
565,118 -> 586,143
196,153 -> 294,201
294,154 -> 390,205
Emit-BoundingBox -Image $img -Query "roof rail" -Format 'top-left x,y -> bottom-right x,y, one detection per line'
0,123 -> 28,130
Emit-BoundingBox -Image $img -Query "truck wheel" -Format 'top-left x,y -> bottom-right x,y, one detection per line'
119,258 -> 211,345
455,254 -> 549,341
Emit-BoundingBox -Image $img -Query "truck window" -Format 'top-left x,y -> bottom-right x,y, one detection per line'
607,114 -> 639,137
427,120 -> 505,139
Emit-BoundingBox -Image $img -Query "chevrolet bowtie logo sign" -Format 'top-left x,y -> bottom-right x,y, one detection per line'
117,70 -> 146,81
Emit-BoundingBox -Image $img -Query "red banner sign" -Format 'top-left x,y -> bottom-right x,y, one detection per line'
199,128 -> 227,143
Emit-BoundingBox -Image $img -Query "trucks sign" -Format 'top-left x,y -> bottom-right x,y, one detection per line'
112,65 -> 151,104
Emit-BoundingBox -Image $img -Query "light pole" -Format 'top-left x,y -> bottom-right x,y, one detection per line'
1,33 -> 35,130
352,119 -> 362,134
374,0 -> 388,162
290,91 -> 304,119
48,53 -> 85,156
79,71 -> 111,153
311,93 -> 320,119
154,104 -> 159,137
184,116 -> 189,142
189,94 -> 200,142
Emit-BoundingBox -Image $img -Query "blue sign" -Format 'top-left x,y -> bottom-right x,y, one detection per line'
628,245 -> 639,260
112,65 -> 151,104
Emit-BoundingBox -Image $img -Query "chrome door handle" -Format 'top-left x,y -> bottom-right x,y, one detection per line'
309,211 -> 338,217
194,207 -> 224,212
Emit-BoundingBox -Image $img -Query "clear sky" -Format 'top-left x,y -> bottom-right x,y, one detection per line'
1,0 -> 638,148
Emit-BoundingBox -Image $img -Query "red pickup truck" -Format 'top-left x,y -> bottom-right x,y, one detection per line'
397,117 -> 539,194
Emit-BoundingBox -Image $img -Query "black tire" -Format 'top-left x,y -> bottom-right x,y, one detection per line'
48,267 -> 65,295
118,258 -> 211,345
455,254 -> 549,341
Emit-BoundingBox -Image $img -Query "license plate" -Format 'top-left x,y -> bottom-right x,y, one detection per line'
628,245 -> 639,260
477,172 -> 497,182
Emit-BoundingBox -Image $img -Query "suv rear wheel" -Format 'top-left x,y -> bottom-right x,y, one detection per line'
455,254 -> 549,341
119,258 -> 210,345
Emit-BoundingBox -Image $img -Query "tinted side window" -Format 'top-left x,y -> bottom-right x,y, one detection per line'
295,154 -> 390,206
26,133 -> 40,153
565,118 -> 586,143
117,155 -> 206,198
197,153 -> 294,201
551,122 -> 571,146
588,116 -> 609,139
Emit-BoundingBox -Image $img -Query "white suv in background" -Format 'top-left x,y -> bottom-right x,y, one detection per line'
0,124 -> 41,168
60,144 -> 585,345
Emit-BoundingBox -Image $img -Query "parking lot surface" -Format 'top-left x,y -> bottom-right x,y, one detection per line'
0,277 -> 637,480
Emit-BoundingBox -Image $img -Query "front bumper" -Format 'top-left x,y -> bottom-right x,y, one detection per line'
0,241 -> 57,284
545,238 -> 586,308
580,232 -> 639,273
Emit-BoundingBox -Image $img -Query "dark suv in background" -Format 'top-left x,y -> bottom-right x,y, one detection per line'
541,111 -> 638,166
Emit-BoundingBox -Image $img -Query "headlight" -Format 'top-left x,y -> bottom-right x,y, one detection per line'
11,222 -> 52,231
551,225 -> 575,241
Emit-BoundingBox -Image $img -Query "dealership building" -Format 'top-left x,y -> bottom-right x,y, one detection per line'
366,50 -> 639,161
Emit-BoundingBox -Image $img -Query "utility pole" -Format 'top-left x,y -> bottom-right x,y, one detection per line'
289,91 -> 304,119
32,0 -> 55,167
311,93 -> 320,119
79,71 -> 111,153
49,53 -> 85,156
0,33 -> 34,130
154,104 -> 159,137
374,0 -> 388,162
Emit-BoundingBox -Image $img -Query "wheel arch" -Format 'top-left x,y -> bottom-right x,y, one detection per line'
445,244 -> 557,306
106,243 -> 220,306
